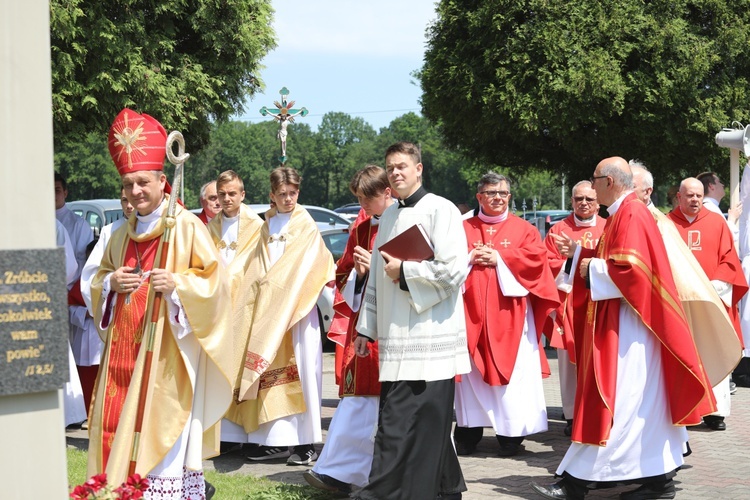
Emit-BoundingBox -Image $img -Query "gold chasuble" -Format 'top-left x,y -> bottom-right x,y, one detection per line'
227,205 -> 335,433
649,205 -> 742,386
88,199 -> 234,486
207,204 -> 264,306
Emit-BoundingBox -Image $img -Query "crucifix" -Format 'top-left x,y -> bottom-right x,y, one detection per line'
260,87 -> 308,165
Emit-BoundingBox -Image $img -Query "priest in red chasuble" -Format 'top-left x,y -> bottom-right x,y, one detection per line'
667,177 -> 748,432
304,165 -> 394,495
533,157 -> 716,500
88,109 -> 234,499
454,172 -> 559,458
543,180 -> 604,437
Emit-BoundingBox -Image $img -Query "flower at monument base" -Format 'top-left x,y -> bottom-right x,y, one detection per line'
70,472 -> 149,499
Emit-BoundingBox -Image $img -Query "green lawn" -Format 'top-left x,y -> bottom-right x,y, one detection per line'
66,448 -> 334,499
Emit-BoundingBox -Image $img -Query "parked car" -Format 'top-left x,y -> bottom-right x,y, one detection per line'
333,203 -> 362,222
520,209 -> 570,221
527,211 -> 571,238
66,199 -> 125,239
249,204 -> 351,227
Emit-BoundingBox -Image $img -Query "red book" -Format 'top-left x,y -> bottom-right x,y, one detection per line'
378,224 -> 434,262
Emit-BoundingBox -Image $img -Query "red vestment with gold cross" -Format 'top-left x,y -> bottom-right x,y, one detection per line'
543,214 -> 605,361
462,214 -> 559,386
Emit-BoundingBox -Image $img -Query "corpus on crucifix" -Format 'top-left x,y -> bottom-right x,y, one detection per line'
260,87 -> 308,165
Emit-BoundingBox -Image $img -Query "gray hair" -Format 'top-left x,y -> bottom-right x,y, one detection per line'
571,180 -> 593,196
477,171 -> 511,193
199,180 -> 216,201
629,159 -> 653,189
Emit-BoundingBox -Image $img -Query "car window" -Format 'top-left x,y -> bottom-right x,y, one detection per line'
86,211 -> 102,230
322,231 -> 349,261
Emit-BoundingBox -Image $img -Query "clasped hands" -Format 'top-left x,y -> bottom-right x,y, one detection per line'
470,246 -> 498,267
112,266 -> 175,294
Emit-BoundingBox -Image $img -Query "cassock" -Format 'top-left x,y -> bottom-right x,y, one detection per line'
543,214 -> 605,421
455,210 -> 559,439
356,189 -> 469,500
228,205 -> 334,446
197,209 -> 211,225
667,206 -> 748,417
557,192 -> 715,482
88,198 -> 234,494
313,216 -> 381,488
205,205 -> 266,444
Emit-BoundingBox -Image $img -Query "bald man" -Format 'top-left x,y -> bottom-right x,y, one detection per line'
533,157 -> 715,500
668,178 -> 748,432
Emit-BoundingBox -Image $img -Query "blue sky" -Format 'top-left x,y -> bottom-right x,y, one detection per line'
234,0 -> 438,131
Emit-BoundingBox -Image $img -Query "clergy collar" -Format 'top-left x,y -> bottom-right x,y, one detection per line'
398,186 -> 428,208
136,197 -> 167,223
606,190 -> 633,216
573,214 -> 597,227
477,207 -> 508,224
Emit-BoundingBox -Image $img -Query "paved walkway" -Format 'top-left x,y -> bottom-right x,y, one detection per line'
67,351 -> 750,499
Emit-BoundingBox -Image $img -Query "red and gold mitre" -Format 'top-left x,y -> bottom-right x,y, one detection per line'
108,108 -> 167,175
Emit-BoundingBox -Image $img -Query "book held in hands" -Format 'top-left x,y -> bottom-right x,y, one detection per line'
378,224 -> 434,262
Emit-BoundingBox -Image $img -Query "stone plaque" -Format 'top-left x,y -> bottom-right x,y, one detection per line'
0,248 -> 69,396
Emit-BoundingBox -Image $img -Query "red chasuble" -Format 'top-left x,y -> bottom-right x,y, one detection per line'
574,193 -> 716,446
100,237 -> 159,468
462,214 -> 560,386
543,214 -> 605,361
667,207 -> 749,347
327,217 -> 381,397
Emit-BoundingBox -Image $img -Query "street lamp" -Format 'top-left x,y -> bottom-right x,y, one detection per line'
715,122 -> 750,208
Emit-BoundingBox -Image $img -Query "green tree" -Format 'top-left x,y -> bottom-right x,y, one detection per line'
50,0 -> 276,151
55,132 -> 121,200
420,0 -> 750,183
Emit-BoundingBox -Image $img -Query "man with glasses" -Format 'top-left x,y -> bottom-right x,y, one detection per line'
534,157 -> 716,500
454,172 -> 559,458
543,181 -> 604,437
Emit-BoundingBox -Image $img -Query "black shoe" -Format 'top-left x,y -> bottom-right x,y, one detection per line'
619,480 -> 676,500
530,480 -> 585,500
436,493 -> 462,499
287,444 -> 318,465
303,469 -> 352,495
219,441 -> 242,454
498,442 -> 523,457
704,415 -> 726,431
205,480 -> 216,500
564,419 -> 573,437
246,445 -> 290,461
455,440 -> 476,456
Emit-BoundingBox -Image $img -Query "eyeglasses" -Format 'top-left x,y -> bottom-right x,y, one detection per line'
590,175 -> 608,184
573,196 -> 596,203
479,190 -> 510,199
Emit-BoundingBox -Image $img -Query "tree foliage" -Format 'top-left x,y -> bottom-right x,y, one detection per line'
59,113 -> 503,209
50,0 -> 276,151
420,0 -> 750,184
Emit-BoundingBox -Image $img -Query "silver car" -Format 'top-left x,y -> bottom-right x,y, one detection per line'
66,199 -> 126,239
